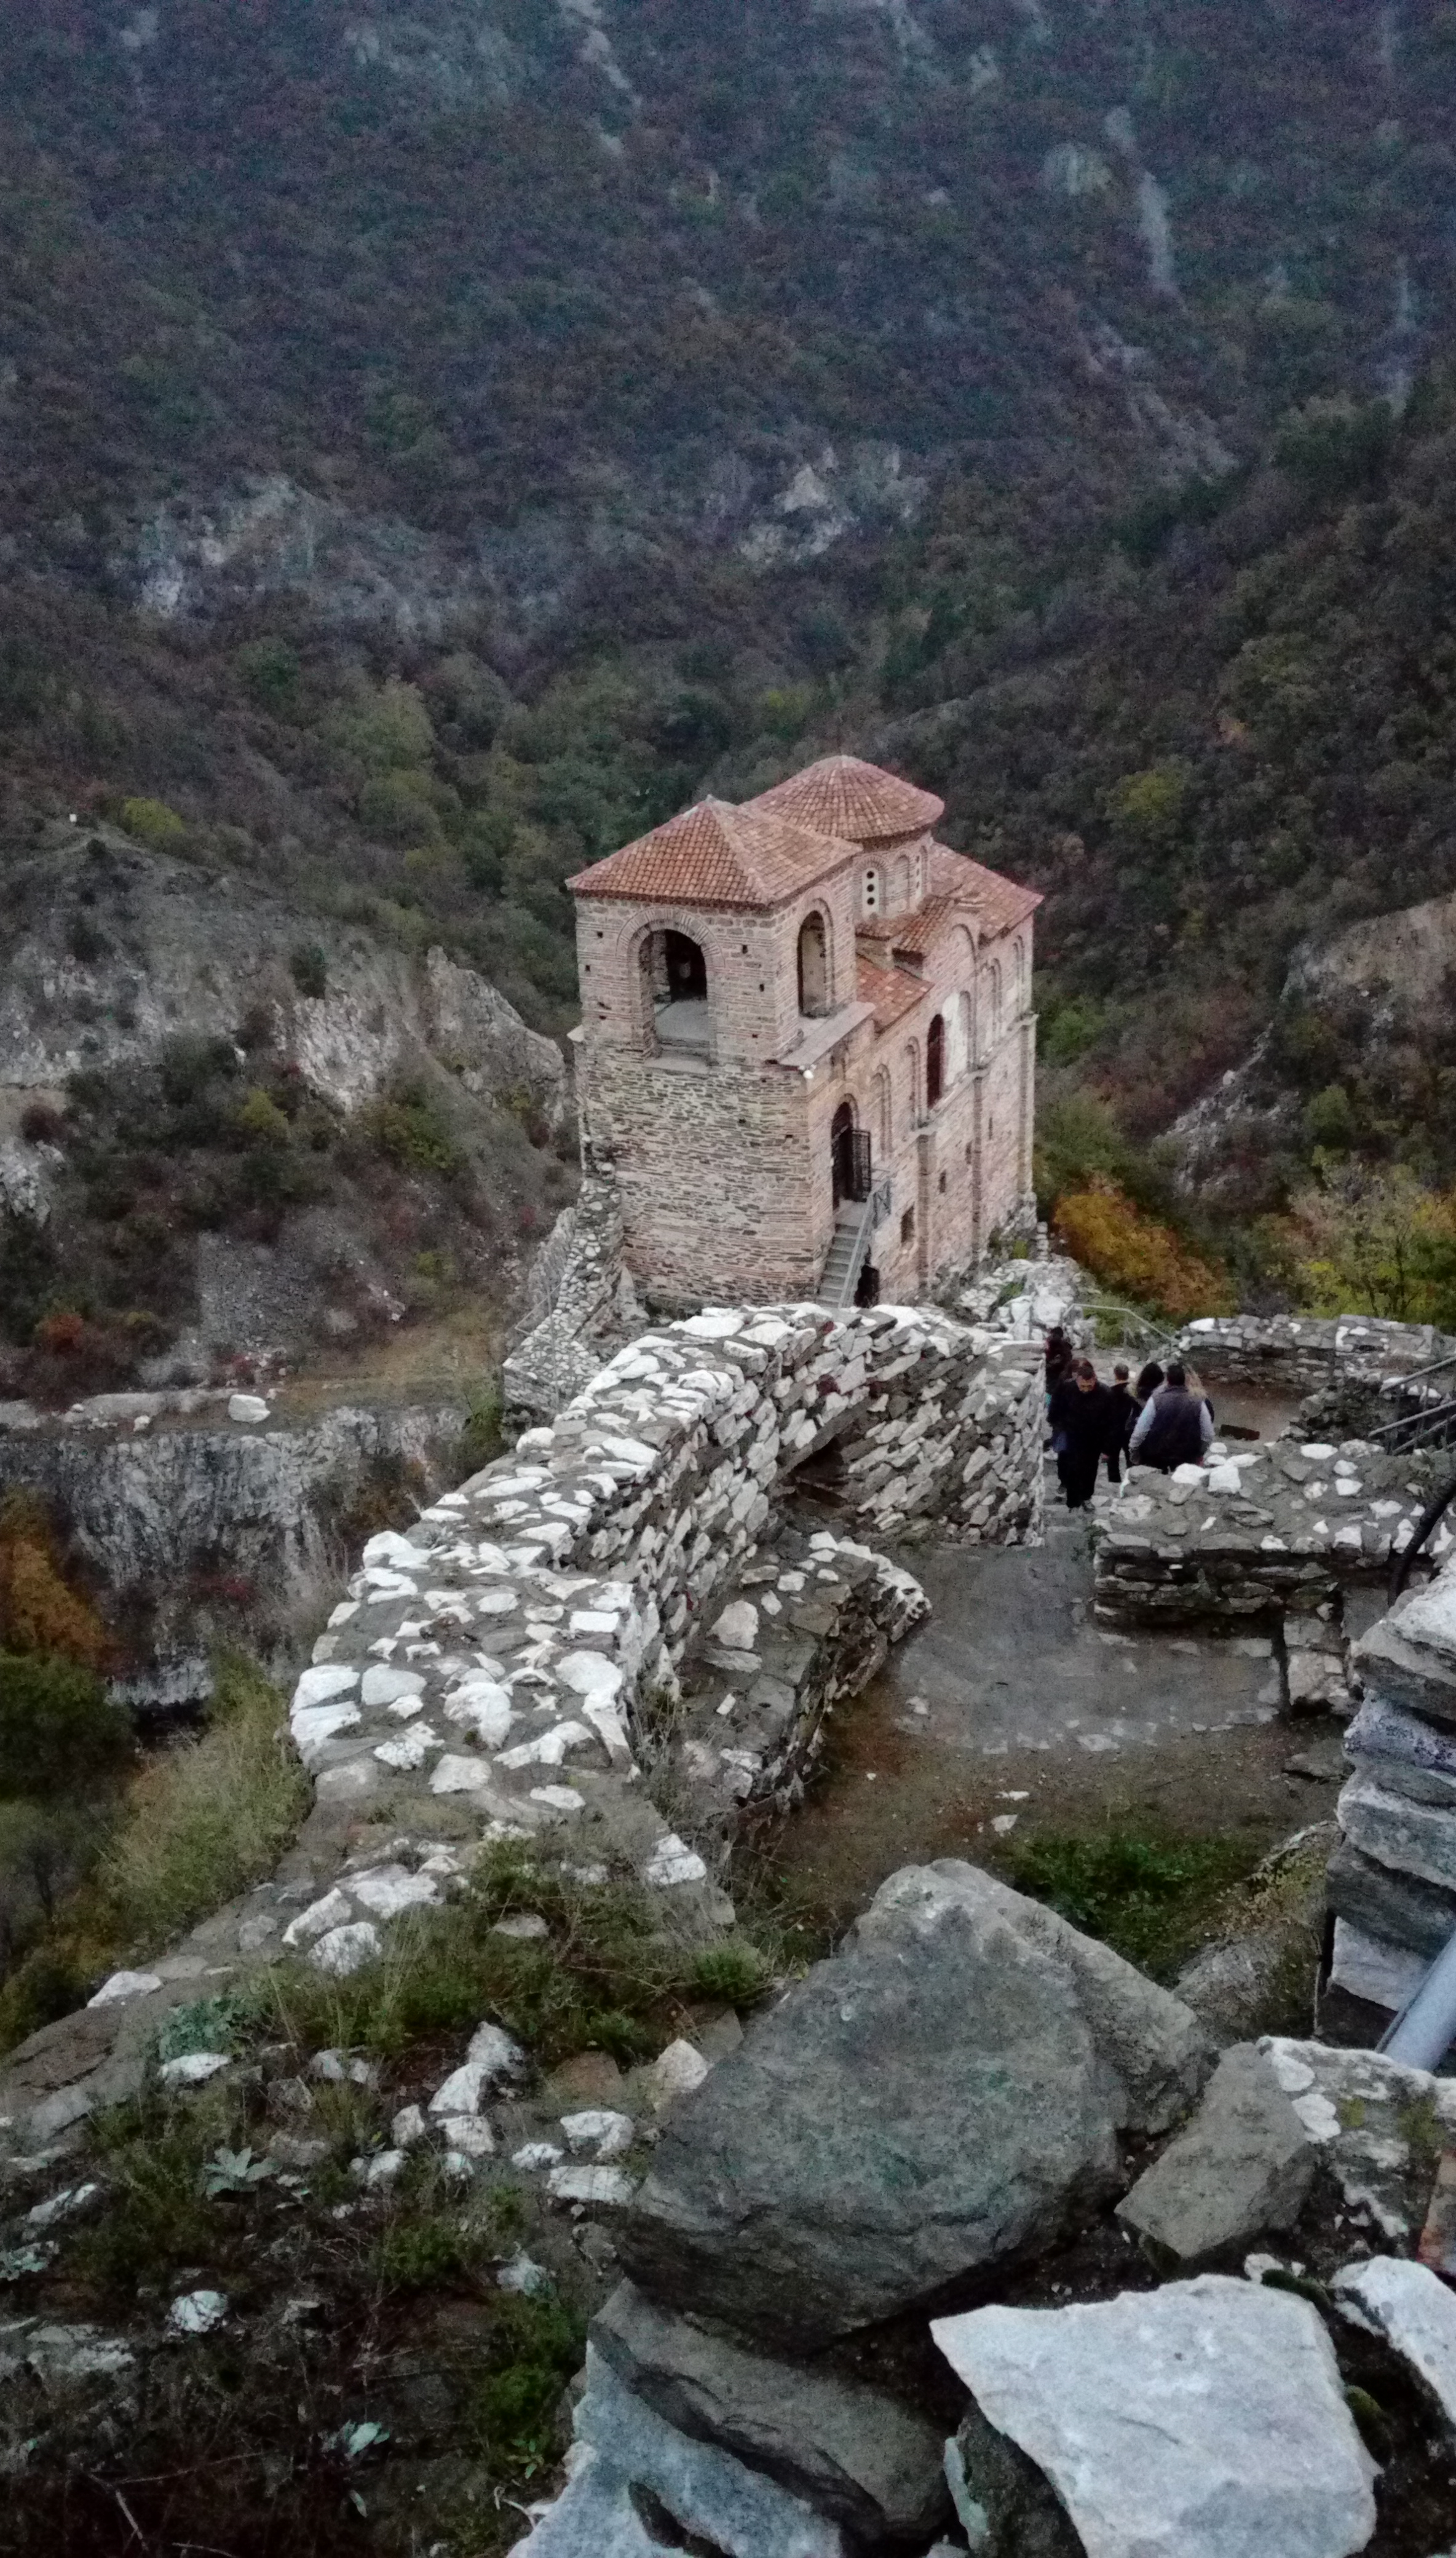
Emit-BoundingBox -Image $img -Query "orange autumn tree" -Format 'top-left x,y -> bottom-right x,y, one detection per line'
1052,1178 -> 1232,1325
0,1496 -> 110,1672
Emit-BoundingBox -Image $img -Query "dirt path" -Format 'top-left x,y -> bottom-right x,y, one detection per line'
750,1465 -> 1348,1952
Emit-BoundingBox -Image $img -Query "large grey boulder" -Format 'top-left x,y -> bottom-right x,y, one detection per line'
591,2281 -> 949,2546
854,1863 -> 1214,2133
513,2348 -> 847,2557
621,1862 -> 1211,2352
932,2275 -> 1377,2558
1116,2043 -> 1318,2264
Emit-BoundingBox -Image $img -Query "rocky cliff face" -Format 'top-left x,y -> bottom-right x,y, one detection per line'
0,826 -> 563,1128
1168,884 -> 1456,1209
0,822 -> 572,1375
0,1398 -> 467,1707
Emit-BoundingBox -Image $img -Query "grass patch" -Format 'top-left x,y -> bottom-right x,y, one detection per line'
263,1840 -> 774,2071
0,1653 -> 308,2051
1004,1826 -> 1260,1979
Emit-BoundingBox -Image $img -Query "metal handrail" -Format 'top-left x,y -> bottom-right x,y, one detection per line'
820,1179 -> 892,1310
1370,1396 -> 1456,1452
1376,1345 -> 1456,1397
1078,1296 -> 1179,1358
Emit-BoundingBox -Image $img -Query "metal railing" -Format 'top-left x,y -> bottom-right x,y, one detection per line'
1369,1348 -> 1456,1451
820,1178 -> 893,1310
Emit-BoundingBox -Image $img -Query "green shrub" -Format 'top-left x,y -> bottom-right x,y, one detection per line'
235,1086 -> 291,1148
288,942 -> 328,998
237,636 -> 301,713
120,796 -> 187,851
455,1376 -> 504,1478
93,1653 -> 308,1956
688,1939 -> 774,2006
360,1080 -> 465,1178
0,1655 -> 129,1798
358,768 -> 445,847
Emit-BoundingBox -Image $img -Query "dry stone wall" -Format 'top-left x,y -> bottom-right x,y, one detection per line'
1179,1312 -> 1454,1400
1327,1561 -> 1456,2021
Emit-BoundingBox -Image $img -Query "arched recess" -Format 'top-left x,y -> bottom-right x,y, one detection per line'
872,1066 -> 893,1161
956,989 -> 973,1080
797,909 -> 831,1017
893,855 -> 911,910
639,924 -> 710,1054
903,1039 -> 921,1133
927,1013 -> 946,1110
831,1098 -> 869,1206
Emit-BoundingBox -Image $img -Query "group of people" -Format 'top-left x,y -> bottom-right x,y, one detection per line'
1043,1328 -> 1215,1511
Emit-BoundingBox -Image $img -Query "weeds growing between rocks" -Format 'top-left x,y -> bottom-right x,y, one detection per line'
1004,1826 -> 1261,1978
0,1838 -> 777,2556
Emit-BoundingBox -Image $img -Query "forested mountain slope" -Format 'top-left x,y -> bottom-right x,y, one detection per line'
0,1 -> 1452,1114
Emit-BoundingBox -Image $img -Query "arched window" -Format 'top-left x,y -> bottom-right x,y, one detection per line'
903,1040 -> 920,1133
957,989 -> 973,1079
797,909 -> 830,1016
1014,936 -> 1027,999
862,866 -> 881,917
872,1066 -> 892,1160
927,1013 -> 946,1110
641,926 -> 710,1054
893,855 -> 911,910
990,960 -> 1003,1039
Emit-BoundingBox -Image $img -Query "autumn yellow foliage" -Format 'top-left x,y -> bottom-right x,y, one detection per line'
1052,1178 -> 1232,1324
0,1496 -> 110,1671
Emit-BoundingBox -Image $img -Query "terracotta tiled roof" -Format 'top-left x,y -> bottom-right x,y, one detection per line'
746,754 -> 944,845
857,956 -> 925,1031
568,798 -> 853,908
928,841 -> 1042,934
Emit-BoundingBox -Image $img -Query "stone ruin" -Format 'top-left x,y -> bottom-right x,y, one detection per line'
7,1287 -> 1456,2555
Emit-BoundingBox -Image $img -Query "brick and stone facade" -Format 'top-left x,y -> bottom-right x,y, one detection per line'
568,757 -> 1040,1307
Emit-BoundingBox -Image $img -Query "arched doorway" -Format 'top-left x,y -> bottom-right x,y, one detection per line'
831,1099 -> 871,1206
927,1012 -> 946,1109
797,911 -> 829,1016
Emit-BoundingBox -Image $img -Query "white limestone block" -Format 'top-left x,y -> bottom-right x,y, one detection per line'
168,2288 -> 229,2335
932,2275 -> 1375,2558
347,1863 -> 440,1920
643,1834 -> 708,1888
361,1666 -> 425,1709
87,1970 -> 163,2008
560,2109 -> 635,2159
443,1678 -> 515,1746
546,2163 -> 637,2208
308,1922 -> 382,1976
1333,2255 -> 1456,2432
530,1785 -> 585,1815
556,1649 -> 624,1698
292,1665 -> 360,1708
159,2052 -> 232,2088
282,1887 -> 354,1947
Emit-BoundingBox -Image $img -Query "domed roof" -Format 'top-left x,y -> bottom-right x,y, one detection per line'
745,754 -> 943,846
568,798 -> 853,907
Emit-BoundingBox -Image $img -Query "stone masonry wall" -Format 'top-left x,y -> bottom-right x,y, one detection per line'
1179,1312 -> 1454,1398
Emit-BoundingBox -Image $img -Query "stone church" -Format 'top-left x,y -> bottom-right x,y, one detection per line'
568,754 -> 1039,1308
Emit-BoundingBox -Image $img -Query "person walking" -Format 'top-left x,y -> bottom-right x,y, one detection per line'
1127,1360 -> 1214,1471
1044,1326 -> 1074,1395
1133,1358 -> 1165,1411
1104,1361 -> 1136,1485
1048,1358 -> 1112,1509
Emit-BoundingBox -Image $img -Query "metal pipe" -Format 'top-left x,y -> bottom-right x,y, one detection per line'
1378,1922 -> 1456,2071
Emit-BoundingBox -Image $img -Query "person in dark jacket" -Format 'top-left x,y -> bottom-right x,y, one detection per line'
1047,1359 -> 1113,1508
1044,1326 -> 1074,1395
1133,1358 -> 1165,1409
1104,1361 -> 1136,1484
1128,1361 -> 1214,1470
